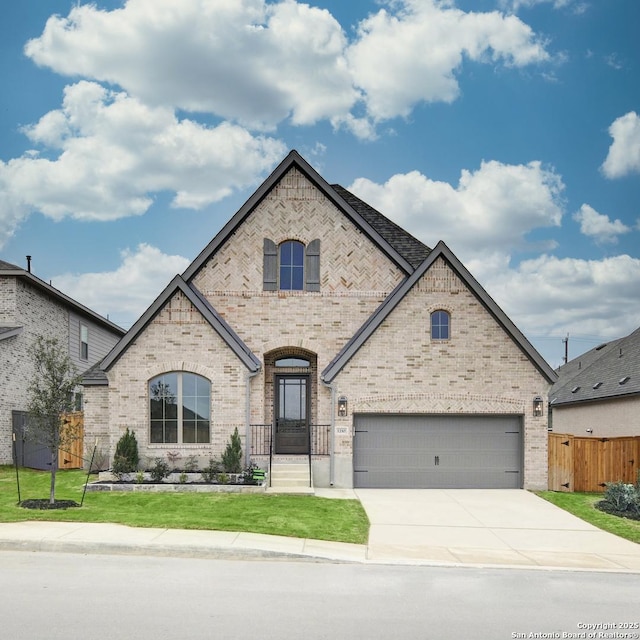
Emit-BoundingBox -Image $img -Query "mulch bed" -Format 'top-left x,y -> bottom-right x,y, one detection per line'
20,499 -> 80,510
596,501 -> 640,522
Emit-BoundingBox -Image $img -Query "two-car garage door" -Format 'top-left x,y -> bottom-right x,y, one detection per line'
353,414 -> 523,489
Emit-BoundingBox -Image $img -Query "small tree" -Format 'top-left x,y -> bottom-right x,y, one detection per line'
26,336 -> 83,504
112,428 -> 140,477
221,427 -> 243,474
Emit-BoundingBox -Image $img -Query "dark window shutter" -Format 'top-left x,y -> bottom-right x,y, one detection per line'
305,239 -> 320,292
263,238 -> 277,291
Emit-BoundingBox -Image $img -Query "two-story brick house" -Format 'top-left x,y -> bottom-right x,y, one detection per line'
0,258 -> 125,466
86,151 -> 557,489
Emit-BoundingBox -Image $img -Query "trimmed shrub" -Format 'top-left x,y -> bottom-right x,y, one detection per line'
597,481 -> 640,520
149,458 -> 171,483
201,458 -> 221,483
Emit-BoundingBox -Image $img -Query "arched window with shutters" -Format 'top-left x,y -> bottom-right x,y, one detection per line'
263,238 -> 320,291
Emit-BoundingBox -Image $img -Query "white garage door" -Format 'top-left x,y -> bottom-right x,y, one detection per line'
353,414 -> 523,489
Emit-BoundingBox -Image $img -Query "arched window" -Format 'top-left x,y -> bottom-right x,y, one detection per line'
263,238 -> 320,291
275,356 -> 310,367
430,310 -> 450,340
149,372 -> 210,444
279,240 -> 305,290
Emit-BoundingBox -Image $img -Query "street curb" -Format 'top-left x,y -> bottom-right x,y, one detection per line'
0,538 -> 342,562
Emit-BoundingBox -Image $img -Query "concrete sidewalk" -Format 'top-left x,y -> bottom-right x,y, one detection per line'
0,489 -> 638,572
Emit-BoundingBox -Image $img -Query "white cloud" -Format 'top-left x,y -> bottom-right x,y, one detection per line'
25,0 -> 358,130
498,0 -> 585,12
24,0 -> 550,133
346,1 -> 550,122
487,253 -> 640,363
573,203 -> 631,244
0,81 -> 286,247
348,161 -> 640,368
348,159 -> 564,263
52,243 -> 190,328
601,112 -> 640,178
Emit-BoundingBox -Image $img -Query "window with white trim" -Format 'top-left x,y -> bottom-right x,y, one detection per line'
149,372 -> 211,444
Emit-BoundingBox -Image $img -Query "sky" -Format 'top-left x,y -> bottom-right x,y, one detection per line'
1,0 -> 639,369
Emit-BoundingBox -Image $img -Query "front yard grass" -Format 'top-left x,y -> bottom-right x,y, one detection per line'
536,490 -> 640,544
0,466 -> 369,545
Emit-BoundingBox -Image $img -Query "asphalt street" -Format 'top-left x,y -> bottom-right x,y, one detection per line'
1,550 -> 638,640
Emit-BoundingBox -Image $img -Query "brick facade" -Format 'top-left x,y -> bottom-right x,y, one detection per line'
93,158 -> 553,489
0,267 -> 123,465
0,278 -> 69,464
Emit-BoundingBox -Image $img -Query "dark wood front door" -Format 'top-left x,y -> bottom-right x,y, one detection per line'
275,375 -> 309,454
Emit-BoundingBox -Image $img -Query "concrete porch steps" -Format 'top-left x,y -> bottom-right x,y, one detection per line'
268,462 -> 313,494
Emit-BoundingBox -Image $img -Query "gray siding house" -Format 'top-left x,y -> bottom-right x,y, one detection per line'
0,259 -> 125,465
86,151 -> 557,490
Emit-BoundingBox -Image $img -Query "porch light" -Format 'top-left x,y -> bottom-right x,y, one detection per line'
533,396 -> 544,417
337,396 -> 348,417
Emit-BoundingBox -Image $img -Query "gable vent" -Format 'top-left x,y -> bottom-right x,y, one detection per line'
619,376 -> 630,385
592,382 -> 603,389
571,386 -> 580,393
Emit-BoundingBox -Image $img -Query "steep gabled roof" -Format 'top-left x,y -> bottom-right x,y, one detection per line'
550,327 -> 640,406
322,241 -> 558,384
330,185 -> 431,270
99,275 -> 260,373
0,260 -> 125,336
181,150 -> 421,282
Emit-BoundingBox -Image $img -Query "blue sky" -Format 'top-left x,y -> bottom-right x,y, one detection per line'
1,0 -> 639,368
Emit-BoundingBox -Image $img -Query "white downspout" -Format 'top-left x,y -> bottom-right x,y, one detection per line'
245,368 -> 260,467
322,378 -> 336,486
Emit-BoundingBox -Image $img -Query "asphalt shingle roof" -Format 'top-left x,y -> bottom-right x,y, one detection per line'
331,185 -> 431,270
550,326 -> 640,406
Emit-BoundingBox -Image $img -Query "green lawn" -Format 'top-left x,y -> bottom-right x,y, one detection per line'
536,490 -> 640,544
0,466 -> 370,544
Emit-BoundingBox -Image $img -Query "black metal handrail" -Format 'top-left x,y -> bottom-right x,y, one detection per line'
250,424 -> 331,457
250,423 -> 331,489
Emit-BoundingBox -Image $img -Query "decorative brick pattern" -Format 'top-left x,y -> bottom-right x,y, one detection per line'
93,169 -> 551,489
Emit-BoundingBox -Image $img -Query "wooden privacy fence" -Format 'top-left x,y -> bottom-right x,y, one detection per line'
548,433 -> 640,492
58,412 -> 84,470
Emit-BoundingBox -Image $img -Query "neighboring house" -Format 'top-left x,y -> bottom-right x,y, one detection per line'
0,258 -> 125,466
549,326 -> 640,437
85,151 -> 557,490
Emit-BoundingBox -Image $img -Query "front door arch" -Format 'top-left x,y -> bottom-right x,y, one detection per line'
264,347 -> 317,456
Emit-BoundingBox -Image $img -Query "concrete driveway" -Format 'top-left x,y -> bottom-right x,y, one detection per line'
354,489 -> 640,571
